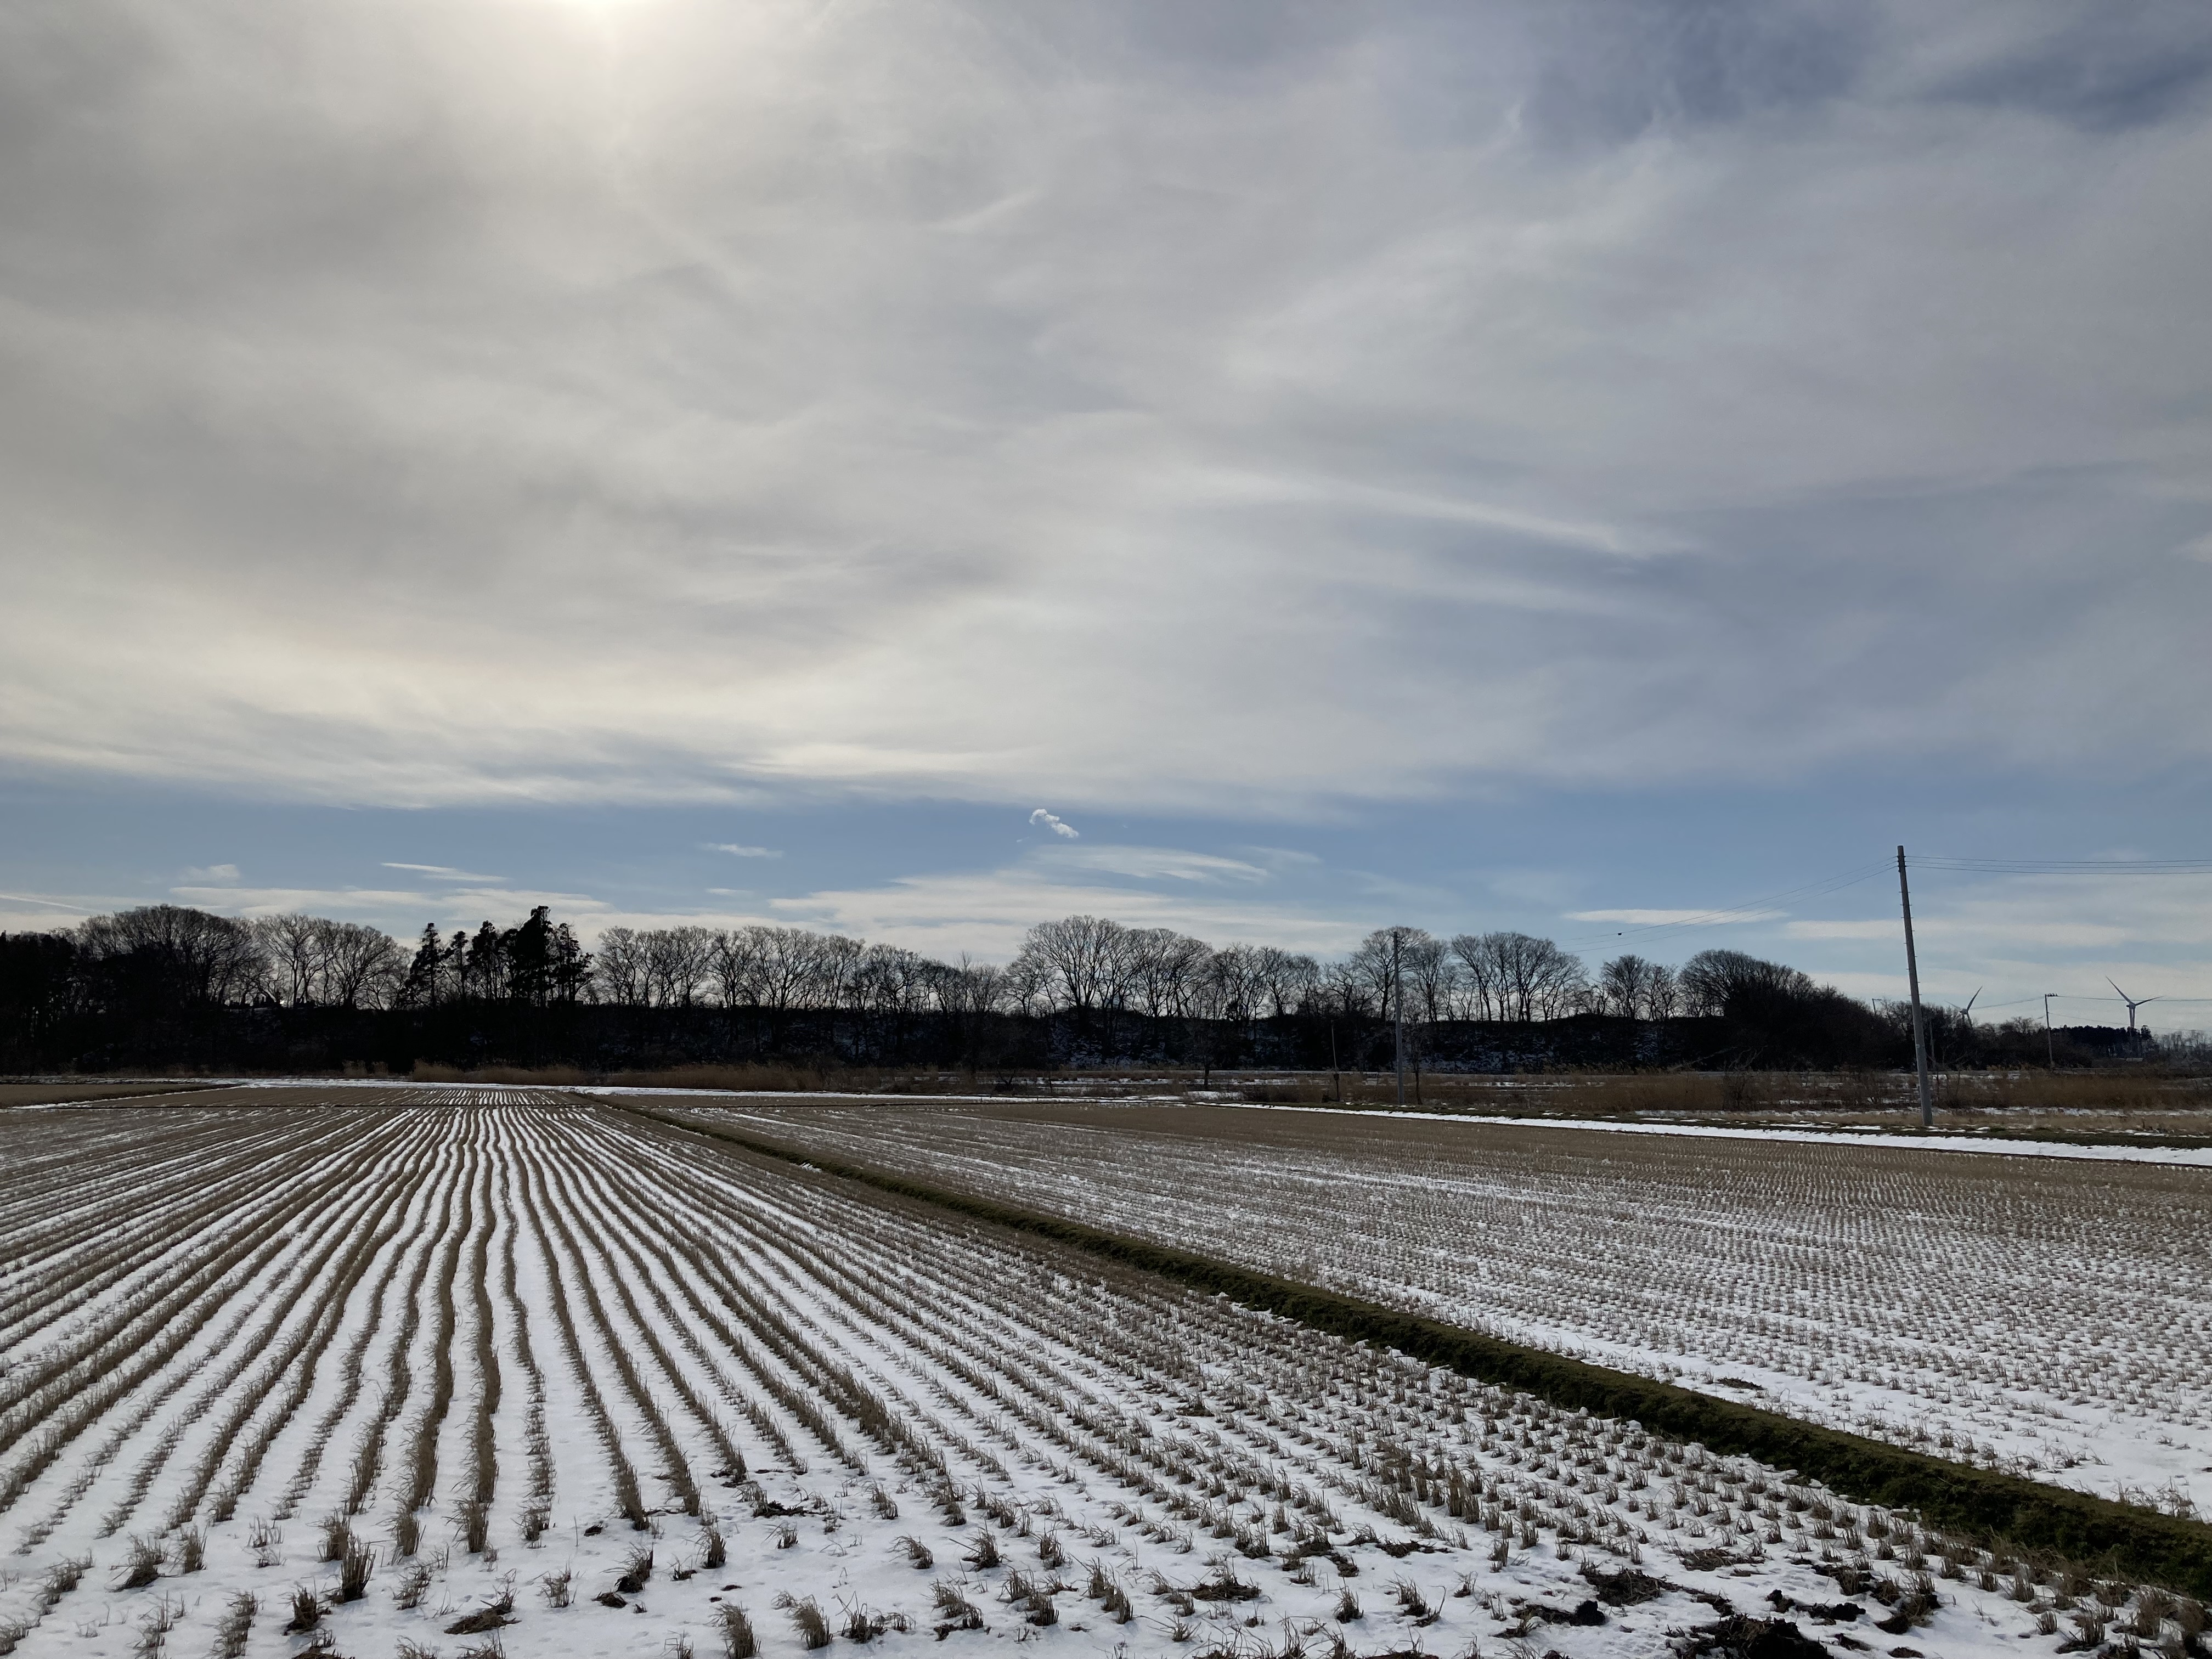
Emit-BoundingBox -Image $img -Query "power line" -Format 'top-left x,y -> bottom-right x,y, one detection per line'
1915,857 -> 2212,875
2053,992 -> 2212,1005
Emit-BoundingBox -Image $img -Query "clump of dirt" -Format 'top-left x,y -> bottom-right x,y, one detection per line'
1675,1613 -> 1831,1659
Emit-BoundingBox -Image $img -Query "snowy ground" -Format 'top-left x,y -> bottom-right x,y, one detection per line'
694,1098 -> 2212,1516
1,1087 -> 2176,1659
1233,1105 -> 2212,1166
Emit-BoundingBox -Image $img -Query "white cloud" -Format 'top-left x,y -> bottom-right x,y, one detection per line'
1774,871 -> 2212,1008
1029,809 -> 1080,840
0,891 -> 100,930
382,863 -> 507,883
1234,847 -> 1324,872
769,869 -> 1361,961
0,3 -> 2202,814
165,883 -> 608,928
1040,844 -> 1269,884
1570,908 -> 1787,926
182,863 -> 241,883
706,843 -> 782,859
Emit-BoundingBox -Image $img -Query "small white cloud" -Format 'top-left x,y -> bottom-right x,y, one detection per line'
183,863 -> 241,883
707,843 -> 783,859
1030,808 -> 1080,840
1568,907 -> 1787,925
0,891 -> 97,915
1043,844 -> 1269,884
1234,846 -> 1324,872
383,862 -> 506,882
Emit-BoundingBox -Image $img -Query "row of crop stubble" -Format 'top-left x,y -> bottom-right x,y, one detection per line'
676,1099 -> 2212,1503
0,1088 -> 2199,1659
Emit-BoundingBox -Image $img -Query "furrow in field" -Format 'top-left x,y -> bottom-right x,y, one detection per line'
506,1121 -> 648,1524
272,1135 -> 458,1521
490,1149 -> 554,1538
0,1090 -> 2186,1659
191,1119 -> 448,1528
697,1099 -> 2212,1502
0,1119 -> 401,1533
0,1115 -> 364,1414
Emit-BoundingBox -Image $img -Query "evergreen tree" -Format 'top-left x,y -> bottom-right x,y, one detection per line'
402,923 -> 444,1008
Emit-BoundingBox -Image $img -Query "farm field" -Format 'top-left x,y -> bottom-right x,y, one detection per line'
0,1086 -> 212,1110
680,1099 -> 2212,1514
0,1088 -> 2169,1659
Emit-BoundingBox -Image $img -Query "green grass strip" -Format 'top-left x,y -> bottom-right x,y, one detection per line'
615,1098 -> 2212,1596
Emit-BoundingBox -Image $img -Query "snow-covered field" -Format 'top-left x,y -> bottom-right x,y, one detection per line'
689,1098 -> 2212,1516
2,1090 -> 2173,1659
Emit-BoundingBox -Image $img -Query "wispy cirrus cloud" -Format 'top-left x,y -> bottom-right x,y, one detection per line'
769,870 -> 1359,960
706,844 -> 782,859
1040,844 -> 1271,884
1570,908 -> 1787,926
0,1 -> 2201,819
382,863 -> 507,883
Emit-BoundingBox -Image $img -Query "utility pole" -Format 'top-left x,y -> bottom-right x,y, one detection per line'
1392,929 -> 1406,1108
2042,992 -> 2057,1069
1897,847 -> 1933,1130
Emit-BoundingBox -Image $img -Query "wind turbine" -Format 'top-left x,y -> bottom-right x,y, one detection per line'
1937,988 -> 1980,1066
2107,977 -> 2163,1056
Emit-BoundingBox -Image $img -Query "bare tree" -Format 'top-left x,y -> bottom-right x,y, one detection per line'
254,914 -> 326,1006
1126,929 -> 1212,1020
318,921 -> 404,1009
1449,931 -> 1585,1022
77,905 -> 266,1006
814,934 -> 865,1011
1249,947 -> 1319,1018
592,927 -> 650,1006
853,944 -> 933,1015
1403,933 -> 1455,1023
1317,957 -> 1377,1020
1599,953 -> 1660,1019
1350,926 -> 1435,1101
708,928 -> 763,1008
1347,926 -> 1416,1015
1448,933 -> 1503,1022
642,926 -> 716,1008
1680,950 -> 1814,1018
1011,916 -> 1132,1017
929,954 -> 1008,1017
1596,956 -> 1684,1022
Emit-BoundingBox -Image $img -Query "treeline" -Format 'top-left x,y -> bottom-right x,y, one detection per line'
0,902 -> 2150,1075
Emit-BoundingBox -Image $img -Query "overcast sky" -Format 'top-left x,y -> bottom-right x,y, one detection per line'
4,0 -> 2209,1024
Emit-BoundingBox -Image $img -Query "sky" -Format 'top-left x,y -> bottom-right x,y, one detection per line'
3,0 -> 2209,1028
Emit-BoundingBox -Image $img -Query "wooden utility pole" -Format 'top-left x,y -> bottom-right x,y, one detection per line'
2043,992 -> 2057,1069
1897,846 -> 1933,1129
